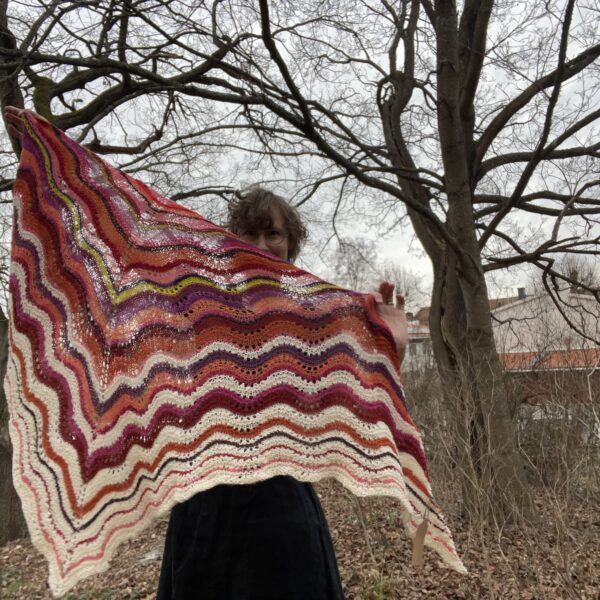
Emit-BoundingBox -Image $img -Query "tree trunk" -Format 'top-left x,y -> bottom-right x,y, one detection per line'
417,0 -> 534,524
0,310 -> 28,544
428,247 -> 533,523
0,0 -> 28,545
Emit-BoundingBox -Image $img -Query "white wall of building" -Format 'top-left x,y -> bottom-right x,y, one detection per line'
492,291 -> 600,354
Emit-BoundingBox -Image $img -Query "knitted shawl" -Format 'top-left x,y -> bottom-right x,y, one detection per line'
5,110 -> 465,596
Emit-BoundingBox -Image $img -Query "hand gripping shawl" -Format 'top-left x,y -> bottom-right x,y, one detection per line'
5,110 -> 465,596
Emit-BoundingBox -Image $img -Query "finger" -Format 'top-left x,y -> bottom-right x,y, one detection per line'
378,281 -> 394,304
5,113 -> 24,130
396,294 -> 405,308
6,123 -> 23,144
4,106 -> 22,119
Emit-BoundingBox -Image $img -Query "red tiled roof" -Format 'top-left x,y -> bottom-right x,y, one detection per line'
499,348 -> 600,371
489,296 -> 518,309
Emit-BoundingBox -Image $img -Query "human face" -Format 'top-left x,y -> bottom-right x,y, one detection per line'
238,206 -> 290,260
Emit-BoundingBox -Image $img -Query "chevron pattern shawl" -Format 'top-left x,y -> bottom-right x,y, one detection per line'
5,110 -> 465,595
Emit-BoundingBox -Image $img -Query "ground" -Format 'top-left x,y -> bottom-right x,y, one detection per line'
1,481 -> 598,599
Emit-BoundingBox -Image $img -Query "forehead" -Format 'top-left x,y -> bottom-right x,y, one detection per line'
242,204 -> 287,231
268,206 -> 285,229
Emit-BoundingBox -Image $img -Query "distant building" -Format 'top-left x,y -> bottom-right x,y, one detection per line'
488,286 -> 528,311
404,287 -> 530,372
403,319 -> 434,372
500,348 -> 600,372
413,306 -> 430,326
492,288 -> 600,405
492,288 -> 599,368
404,286 -> 599,385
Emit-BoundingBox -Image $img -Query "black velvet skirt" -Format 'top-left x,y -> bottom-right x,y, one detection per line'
156,476 -> 344,600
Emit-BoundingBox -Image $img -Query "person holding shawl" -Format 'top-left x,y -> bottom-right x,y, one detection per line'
156,186 -> 408,599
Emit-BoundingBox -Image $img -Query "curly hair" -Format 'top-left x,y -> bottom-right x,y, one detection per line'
226,186 -> 308,262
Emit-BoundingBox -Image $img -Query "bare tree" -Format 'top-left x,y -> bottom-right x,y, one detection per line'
1,0 -> 600,533
331,237 -> 379,292
330,237 -> 430,311
555,254 -> 600,291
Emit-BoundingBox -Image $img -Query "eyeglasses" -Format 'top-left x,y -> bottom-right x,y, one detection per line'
240,228 -> 288,246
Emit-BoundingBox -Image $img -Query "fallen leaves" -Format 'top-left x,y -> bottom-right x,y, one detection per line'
1,483 -> 598,599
